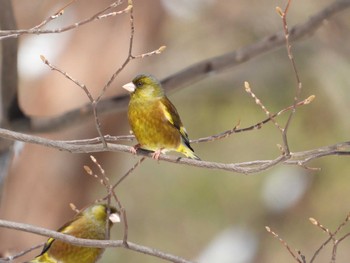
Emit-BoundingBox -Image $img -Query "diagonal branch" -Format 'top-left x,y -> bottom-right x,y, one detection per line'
0,219 -> 194,263
7,0 -> 350,134
160,0 -> 350,91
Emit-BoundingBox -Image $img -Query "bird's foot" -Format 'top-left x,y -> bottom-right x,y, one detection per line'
130,144 -> 141,155
151,149 -> 163,160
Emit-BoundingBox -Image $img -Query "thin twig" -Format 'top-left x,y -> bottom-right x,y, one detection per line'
112,157 -> 146,190
0,1 -> 127,40
332,212 -> 350,237
88,156 -> 113,240
109,190 -> 129,245
244,81 -> 284,132
85,156 -> 129,244
309,217 -> 334,239
85,154 -> 146,245
310,235 -> 333,263
265,226 -> 303,263
0,242 -> 45,261
40,55 -> 108,148
30,0 -> 77,31
96,0 -> 134,103
276,0 -> 303,156
267,212 -> 350,263
337,232 -> 350,245
192,95 -> 314,144
95,2 -> 166,103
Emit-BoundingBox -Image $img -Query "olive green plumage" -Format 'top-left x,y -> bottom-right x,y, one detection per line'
28,204 -> 118,263
123,73 -> 200,160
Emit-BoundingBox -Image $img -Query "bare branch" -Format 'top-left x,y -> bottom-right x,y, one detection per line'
0,219 -> 194,263
0,127 -> 349,173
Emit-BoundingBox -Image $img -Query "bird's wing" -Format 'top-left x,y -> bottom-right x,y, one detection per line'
159,98 -> 192,146
37,217 -> 79,256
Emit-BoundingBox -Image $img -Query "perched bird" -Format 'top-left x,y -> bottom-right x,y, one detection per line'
122,73 -> 200,160
28,204 -> 120,263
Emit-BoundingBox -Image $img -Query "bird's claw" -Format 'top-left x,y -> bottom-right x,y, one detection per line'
130,144 -> 140,155
151,149 -> 162,160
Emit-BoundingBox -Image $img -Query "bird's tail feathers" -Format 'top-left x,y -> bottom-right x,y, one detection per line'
178,144 -> 201,160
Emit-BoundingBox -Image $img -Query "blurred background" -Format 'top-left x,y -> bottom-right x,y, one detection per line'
1,0 -> 350,262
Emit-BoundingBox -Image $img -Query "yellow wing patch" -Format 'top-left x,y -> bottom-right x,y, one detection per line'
159,100 -> 189,140
160,102 -> 175,126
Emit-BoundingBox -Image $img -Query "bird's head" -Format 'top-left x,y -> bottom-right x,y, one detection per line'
82,204 -> 120,225
122,73 -> 164,99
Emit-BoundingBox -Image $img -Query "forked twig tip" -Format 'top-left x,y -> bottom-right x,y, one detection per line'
309,217 -> 318,225
90,155 -> 97,162
39,55 -> 46,63
305,95 -> 315,104
276,6 -> 284,17
156,45 -> 167,54
83,165 -> 93,175
69,203 -> 79,213
244,81 -> 251,92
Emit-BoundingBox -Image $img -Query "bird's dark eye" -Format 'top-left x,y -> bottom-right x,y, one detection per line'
136,81 -> 142,87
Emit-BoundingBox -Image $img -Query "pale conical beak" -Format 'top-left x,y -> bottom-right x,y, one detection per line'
122,82 -> 136,93
109,212 -> 121,223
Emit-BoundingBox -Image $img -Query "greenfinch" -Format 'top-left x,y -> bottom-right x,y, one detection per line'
122,73 -> 200,160
28,204 -> 120,263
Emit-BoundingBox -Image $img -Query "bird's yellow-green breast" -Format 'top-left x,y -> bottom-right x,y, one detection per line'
122,74 -> 200,160
28,204 -> 119,263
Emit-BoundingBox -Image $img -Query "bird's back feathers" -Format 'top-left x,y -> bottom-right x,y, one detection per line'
27,204 -> 117,263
